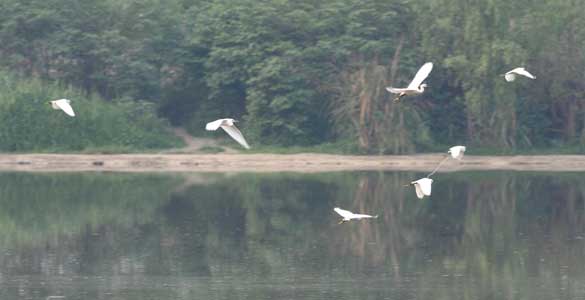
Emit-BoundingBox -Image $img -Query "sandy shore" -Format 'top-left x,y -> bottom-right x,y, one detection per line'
0,153 -> 584,173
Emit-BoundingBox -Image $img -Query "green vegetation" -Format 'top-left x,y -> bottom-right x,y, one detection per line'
0,71 -> 182,151
0,0 -> 583,153
246,141 -> 359,155
198,145 -> 225,153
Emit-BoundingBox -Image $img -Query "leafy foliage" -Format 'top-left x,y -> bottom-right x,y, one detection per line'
0,70 -> 181,151
0,0 -> 584,153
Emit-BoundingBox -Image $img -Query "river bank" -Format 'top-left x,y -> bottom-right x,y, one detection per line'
0,153 -> 583,173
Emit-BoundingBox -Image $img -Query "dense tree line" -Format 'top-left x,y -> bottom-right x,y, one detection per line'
0,0 -> 583,153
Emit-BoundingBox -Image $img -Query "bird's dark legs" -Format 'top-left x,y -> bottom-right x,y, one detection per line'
393,93 -> 405,102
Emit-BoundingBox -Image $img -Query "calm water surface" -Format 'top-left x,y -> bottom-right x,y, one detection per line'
0,171 -> 584,300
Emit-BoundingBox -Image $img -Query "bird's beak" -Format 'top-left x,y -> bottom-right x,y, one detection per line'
338,220 -> 346,225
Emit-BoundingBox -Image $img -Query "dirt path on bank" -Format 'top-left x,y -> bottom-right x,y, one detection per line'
162,128 -> 239,154
0,153 -> 585,173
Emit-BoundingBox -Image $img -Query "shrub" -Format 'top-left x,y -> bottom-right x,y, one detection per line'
0,71 -> 182,152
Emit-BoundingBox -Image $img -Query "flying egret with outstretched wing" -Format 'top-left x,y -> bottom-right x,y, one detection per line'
205,118 -> 250,149
386,62 -> 433,102
334,207 -> 378,224
48,99 -> 75,117
427,145 -> 468,177
504,67 -> 535,82
411,178 -> 433,199
448,145 -> 466,160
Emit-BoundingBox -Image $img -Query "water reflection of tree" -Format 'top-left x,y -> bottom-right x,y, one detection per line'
303,171 -> 585,299
0,172 -> 180,246
182,173 -> 351,278
1,171 -> 585,300
0,172 -> 182,298
413,173 -> 585,300
170,171 -> 585,299
330,172 -> 425,276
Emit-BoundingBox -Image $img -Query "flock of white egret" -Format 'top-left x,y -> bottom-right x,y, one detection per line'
46,62 -> 535,224
335,63 -> 534,224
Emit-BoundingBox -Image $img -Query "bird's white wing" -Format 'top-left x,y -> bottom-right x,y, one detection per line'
205,119 -> 225,131
419,178 -> 433,196
407,62 -> 433,89
221,125 -> 250,149
448,147 -> 457,158
55,99 -> 75,117
386,87 -> 409,94
507,68 -> 523,74
456,146 -> 466,159
334,207 -> 355,219
413,183 -> 424,199
513,68 -> 535,79
353,213 -> 376,219
449,146 -> 466,159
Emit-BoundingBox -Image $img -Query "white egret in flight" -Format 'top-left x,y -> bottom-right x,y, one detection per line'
334,207 -> 378,224
410,177 -> 433,199
427,145 -> 468,177
386,62 -> 433,102
48,99 -> 75,117
448,145 -> 466,160
504,67 -> 535,82
205,118 -> 250,149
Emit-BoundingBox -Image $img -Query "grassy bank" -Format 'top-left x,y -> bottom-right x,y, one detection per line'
0,71 -> 183,152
